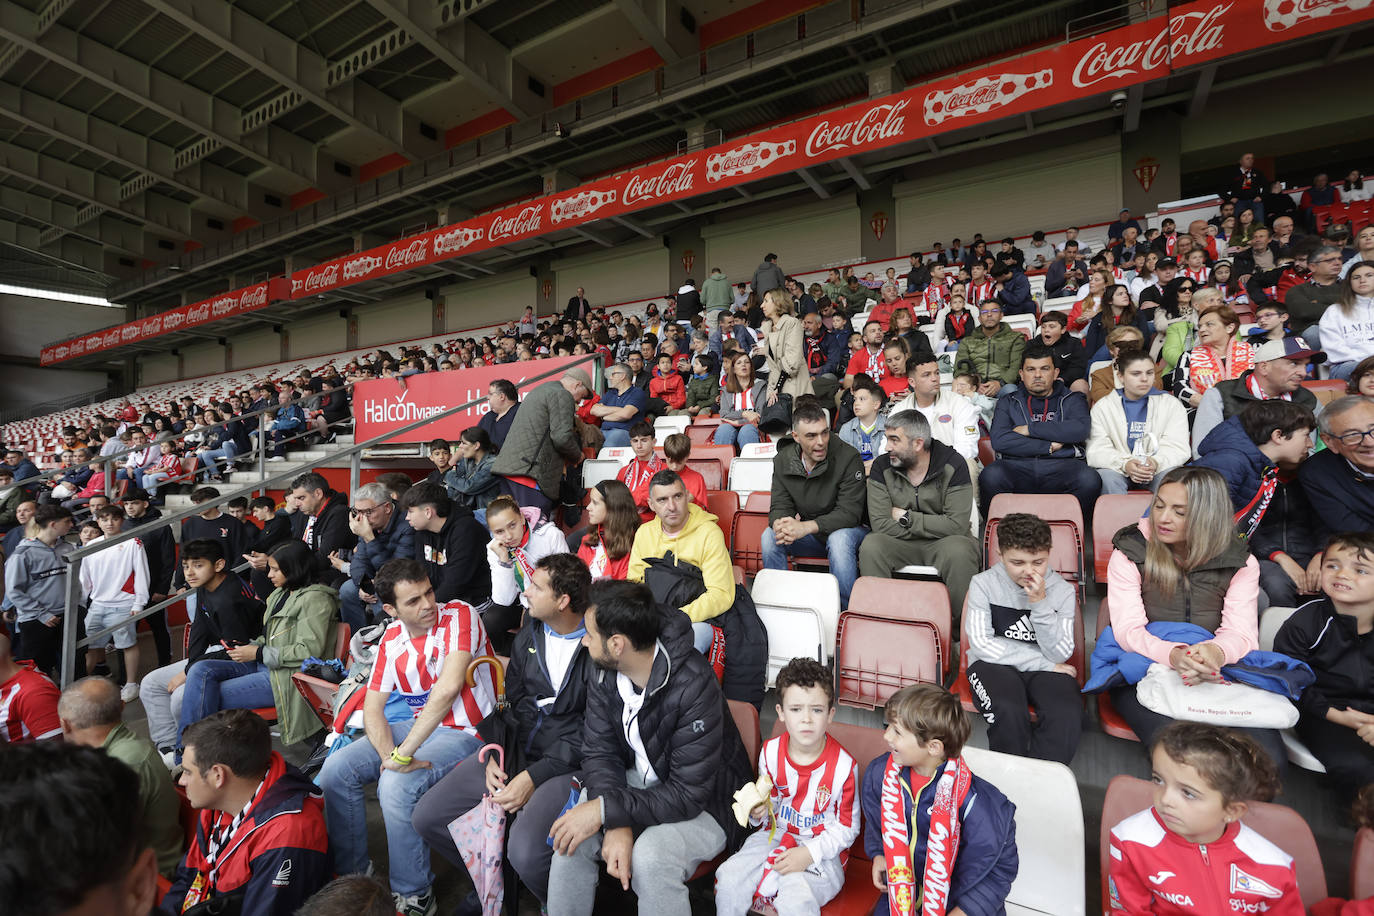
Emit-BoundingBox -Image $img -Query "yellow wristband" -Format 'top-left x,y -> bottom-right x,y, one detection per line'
390,749 -> 413,765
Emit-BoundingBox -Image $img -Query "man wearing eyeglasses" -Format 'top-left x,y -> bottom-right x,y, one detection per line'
1283,244 -> 1346,349
332,482 -> 415,631
1300,395 -> 1374,539
953,301 -> 1025,399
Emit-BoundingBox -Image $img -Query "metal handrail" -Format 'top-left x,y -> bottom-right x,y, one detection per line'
59,356 -> 604,686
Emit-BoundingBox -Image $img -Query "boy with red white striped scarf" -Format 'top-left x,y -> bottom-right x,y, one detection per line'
715,657 -> 860,915
861,684 -> 1018,916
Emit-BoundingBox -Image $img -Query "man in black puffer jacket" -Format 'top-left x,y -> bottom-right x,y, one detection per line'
547,580 -> 752,916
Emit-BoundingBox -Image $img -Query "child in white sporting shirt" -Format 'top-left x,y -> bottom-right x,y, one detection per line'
715,657 -> 860,915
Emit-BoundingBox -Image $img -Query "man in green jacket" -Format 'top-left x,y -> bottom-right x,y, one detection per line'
59,676 -> 184,877
762,401 -> 868,606
702,267 -> 733,314
858,410 -> 980,621
491,369 -> 591,515
954,301 -> 1025,398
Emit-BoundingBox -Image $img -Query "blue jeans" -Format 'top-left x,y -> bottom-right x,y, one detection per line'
198,442 -> 237,475
714,422 -> 761,447
338,579 -> 375,632
760,526 -> 868,606
1330,359 -> 1358,381
319,720 -> 479,896
177,658 -> 275,743
602,427 -> 631,448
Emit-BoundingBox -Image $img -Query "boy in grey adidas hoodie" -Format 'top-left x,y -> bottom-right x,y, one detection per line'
3,505 -> 75,678
964,512 -> 1081,765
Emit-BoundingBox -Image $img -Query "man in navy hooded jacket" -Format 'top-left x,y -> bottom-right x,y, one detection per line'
979,342 -> 1099,521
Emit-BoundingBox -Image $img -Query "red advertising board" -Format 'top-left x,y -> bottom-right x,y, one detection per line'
39,278 -> 289,365
352,354 -> 599,443
40,0 -> 1374,366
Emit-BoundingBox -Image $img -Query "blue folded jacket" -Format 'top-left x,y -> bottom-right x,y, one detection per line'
1083,621 -> 1314,700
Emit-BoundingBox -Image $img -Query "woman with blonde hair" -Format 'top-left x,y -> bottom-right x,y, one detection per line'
1103,465 -> 1285,771
759,286 -> 812,410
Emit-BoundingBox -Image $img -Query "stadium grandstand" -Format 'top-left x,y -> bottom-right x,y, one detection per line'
2,0 -> 1374,914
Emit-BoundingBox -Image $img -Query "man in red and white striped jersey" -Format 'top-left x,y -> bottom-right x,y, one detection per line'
318,557 -> 495,916
0,631 -> 61,744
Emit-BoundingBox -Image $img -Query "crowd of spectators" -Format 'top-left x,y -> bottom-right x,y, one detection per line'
5,155 -> 1374,916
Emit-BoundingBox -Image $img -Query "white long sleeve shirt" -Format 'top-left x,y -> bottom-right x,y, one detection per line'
79,535 -> 150,610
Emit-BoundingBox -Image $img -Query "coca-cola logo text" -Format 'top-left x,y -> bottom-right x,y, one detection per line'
624,161 -> 696,205
140,317 -> 162,336
187,304 -> 210,323
102,330 -> 120,348
489,205 -> 542,242
239,286 -> 268,309
1072,4 -> 1231,88
304,264 -> 340,292
805,100 -> 909,157
385,239 -> 429,271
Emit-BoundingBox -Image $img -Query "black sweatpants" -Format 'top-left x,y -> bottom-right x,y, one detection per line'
1108,684 -> 1289,780
16,618 -> 62,679
1297,714 -> 1374,798
967,661 -> 1083,765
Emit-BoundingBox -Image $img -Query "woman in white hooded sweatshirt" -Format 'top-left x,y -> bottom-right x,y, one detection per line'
1086,350 -> 1192,495
1319,260 -> 1374,380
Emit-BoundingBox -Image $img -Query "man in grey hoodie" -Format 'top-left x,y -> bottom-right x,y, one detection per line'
751,253 -> 785,296
4,504 -> 75,678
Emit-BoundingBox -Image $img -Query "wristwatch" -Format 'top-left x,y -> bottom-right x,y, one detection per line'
897,510 -> 912,529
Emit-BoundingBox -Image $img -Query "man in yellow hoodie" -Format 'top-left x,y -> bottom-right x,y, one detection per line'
627,470 -> 735,653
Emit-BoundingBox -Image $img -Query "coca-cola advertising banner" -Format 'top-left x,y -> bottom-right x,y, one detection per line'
42,0 -> 1374,365
353,353 -> 598,442
39,278 -> 288,365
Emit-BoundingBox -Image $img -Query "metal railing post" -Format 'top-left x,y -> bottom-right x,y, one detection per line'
257,411 -> 268,480
349,449 -> 361,499
60,555 -> 83,688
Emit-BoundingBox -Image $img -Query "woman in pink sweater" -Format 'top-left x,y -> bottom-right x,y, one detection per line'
1103,466 -> 1284,773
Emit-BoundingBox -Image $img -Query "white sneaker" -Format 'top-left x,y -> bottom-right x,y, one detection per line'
159,748 -> 176,769
120,682 -> 139,702
267,455 -> 286,462
393,890 -> 437,916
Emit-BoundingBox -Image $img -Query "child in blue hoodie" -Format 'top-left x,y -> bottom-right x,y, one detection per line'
861,683 -> 1018,916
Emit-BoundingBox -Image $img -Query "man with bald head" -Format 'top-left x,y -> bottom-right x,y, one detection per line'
59,675 -> 184,876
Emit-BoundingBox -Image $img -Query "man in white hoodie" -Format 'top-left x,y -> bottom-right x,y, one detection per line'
484,495 -> 569,652
79,504 -> 149,701
888,352 -> 982,463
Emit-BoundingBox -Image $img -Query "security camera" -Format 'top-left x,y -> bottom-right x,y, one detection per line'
1110,91 -> 1128,111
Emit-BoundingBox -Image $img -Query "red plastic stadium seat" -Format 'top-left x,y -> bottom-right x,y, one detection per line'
743,491 -> 771,512
1099,775 -> 1327,914
730,510 -> 771,577
686,457 -> 724,491
706,490 -> 739,544
1091,493 -> 1152,582
834,578 -> 950,709
977,436 -> 995,467
1301,378 -> 1347,407
1094,595 -> 1138,741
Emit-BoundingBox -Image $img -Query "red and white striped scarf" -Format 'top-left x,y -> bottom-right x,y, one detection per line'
881,755 -> 972,916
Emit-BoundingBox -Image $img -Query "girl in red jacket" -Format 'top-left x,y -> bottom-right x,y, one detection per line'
1108,722 -> 1303,915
